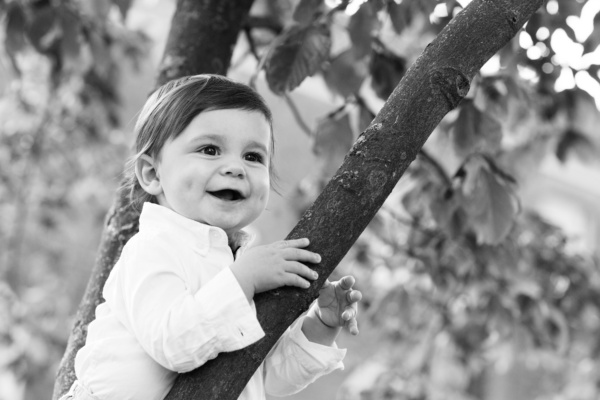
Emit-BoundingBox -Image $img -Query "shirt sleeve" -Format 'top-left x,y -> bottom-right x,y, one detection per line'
106,235 -> 265,373
263,315 -> 346,397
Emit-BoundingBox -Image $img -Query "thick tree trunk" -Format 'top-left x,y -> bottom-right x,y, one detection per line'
52,1 -> 254,399
165,0 -> 543,399
157,0 -> 254,84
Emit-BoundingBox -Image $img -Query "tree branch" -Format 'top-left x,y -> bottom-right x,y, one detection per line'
164,1 -> 544,399
156,0 -> 254,86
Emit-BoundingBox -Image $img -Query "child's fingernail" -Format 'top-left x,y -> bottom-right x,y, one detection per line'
316,255 -> 321,262
313,271 -> 318,279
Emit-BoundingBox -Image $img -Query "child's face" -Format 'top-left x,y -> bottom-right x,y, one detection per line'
153,108 -> 271,236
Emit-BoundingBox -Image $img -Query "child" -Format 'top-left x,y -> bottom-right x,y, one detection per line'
61,74 -> 362,400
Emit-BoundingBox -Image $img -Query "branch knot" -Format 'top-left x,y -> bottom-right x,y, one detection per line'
429,67 -> 470,110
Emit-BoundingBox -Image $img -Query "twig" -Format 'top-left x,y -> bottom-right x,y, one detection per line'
244,27 -> 260,62
380,205 -> 441,239
284,93 -> 313,136
354,94 -> 377,120
326,0 -> 351,18
418,149 -> 452,188
249,36 -> 276,89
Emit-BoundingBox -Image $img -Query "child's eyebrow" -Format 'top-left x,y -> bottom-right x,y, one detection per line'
246,140 -> 269,153
190,134 -> 224,145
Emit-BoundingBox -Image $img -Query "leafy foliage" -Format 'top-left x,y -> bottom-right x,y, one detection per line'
244,0 -> 600,399
1,0 -> 600,399
0,0 -> 146,396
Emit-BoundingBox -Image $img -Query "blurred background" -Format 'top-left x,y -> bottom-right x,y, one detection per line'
1,0 -> 599,399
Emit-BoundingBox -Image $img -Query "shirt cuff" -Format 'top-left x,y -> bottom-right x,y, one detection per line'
194,268 -> 265,350
275,316 -> 346,375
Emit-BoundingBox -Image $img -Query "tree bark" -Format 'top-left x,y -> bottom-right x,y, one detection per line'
157,0 -> 254,84
52,1 -> 254,398
165,0 -> 543,399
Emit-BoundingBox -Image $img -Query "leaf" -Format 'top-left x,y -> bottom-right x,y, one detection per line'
112,0 -> 133,20
312,110 -> 354,178
26,3 -> 59,54
451,99 -> 503,157
292,0 -> 324,26
473,76 -> 509,120
265,23 -> 331,95
358,102 -> 375,133
583,11 -> 600,54
555,128 -> 597,164
445,0 -> 462,15
402,181 -> 434,220
457,156 -> 519,245
387,0 -> 437,34
58,5 -> 81,64
4,2 -> 28,74
347,1 -> 379,58
80,0 -> 111,20
387,0 -> 412,35
323,49 -> 368,98
369,41 -> 405,100
429,187 -> 460,231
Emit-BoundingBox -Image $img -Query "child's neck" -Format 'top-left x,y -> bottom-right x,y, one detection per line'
227,230 -> 242,254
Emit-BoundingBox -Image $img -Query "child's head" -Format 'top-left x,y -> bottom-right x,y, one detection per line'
123,74 -> 275,234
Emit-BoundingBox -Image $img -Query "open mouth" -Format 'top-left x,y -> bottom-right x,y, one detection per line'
208,189 -> 245,201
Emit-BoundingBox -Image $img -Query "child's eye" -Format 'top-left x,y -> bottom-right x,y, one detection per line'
245,152 -> 264,163
198,145 -> 219,156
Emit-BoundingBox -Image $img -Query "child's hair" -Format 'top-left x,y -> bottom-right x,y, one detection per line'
122,74 -> 275,210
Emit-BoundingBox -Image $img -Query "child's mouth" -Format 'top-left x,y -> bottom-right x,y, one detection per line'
208,189 -> 244,201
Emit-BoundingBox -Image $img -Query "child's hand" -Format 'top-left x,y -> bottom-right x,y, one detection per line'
314,276 -> 362,335
230,238 -> 320,301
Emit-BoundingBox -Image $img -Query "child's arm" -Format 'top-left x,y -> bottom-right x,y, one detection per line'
107,236 -> 268,373
262,276 -> 362,396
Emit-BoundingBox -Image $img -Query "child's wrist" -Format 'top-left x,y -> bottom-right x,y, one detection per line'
229,264 -> 255,302
312,307 -> 338,330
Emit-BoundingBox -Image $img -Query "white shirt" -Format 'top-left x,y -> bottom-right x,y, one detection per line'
74,203 -> 345,400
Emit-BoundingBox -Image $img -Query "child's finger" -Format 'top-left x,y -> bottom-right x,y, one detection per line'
283,248 -> 321,264
286,261 -> 319,280
278,238 -> 310,248
283,272 -> 312,289
342,305 -> 356,321
339,275 -> 355,290
346,289 -> 362,304
347,317 -> 359,336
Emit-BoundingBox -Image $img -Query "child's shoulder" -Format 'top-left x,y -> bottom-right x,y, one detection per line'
124,227 -> 174,257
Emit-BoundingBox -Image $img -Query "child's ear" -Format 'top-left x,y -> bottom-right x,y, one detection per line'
135,154 -> 162,196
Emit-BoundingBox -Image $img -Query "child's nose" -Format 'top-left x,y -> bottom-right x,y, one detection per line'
221,161 -> 245,178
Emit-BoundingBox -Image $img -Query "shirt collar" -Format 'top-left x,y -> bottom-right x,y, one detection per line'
138,202 -> 254,255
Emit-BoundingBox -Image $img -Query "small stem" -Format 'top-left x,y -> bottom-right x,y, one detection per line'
354,94 -> 376,120
418,149 -> 452,187
284,93 -> 312,136
382,207 -> 430,232
244,27 -> 260,62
